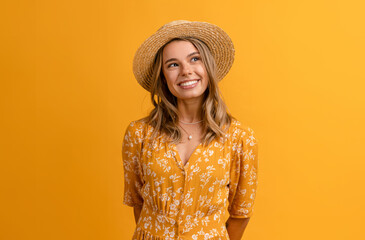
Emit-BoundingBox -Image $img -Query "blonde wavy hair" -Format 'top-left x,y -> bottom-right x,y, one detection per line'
145,37 -> 232,145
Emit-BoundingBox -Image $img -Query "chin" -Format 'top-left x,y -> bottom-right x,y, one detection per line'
177,91 -> 205,100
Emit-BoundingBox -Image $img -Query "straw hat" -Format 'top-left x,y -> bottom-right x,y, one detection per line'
132,20 -> 235,91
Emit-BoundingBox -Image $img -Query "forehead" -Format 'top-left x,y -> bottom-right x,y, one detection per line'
162,40 -> 199,59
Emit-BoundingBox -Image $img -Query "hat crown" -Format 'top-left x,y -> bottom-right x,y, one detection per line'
158,20 -> 191,31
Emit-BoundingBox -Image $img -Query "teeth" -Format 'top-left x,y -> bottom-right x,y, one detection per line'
180,80 -> 198,87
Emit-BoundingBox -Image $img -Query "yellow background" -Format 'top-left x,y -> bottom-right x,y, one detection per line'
1,0 -> 364,239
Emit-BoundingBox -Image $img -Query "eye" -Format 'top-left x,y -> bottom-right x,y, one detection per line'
167,63 -> 178,68
191,56 -> 200,62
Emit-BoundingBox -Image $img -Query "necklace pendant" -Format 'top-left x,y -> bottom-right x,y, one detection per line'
188,135 -> 192,140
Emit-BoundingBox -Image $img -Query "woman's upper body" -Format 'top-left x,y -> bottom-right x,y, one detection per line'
123,118 -> 258,239
123,20 -> 259,239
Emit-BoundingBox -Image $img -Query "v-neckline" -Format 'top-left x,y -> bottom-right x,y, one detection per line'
171,142 -> 202,169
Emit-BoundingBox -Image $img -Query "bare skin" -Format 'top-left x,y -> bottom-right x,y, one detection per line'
175,97 -> 204,166
161,40 -> 208,165
226,217 -> 250,240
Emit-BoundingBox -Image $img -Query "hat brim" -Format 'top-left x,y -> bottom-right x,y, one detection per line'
133,21 -> 235,92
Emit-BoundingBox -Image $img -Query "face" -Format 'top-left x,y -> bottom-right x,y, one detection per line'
162,40 -> 209,101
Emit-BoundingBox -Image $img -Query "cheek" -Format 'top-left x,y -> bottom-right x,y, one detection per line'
164,74 -> 175,91
199,67 -> 209,86
197,64 -> 208,77
201,78 -> 209,93
162,72 -> 178,95
163,70 -> 176,84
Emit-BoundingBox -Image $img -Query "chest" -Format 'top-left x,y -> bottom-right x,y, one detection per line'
140,137 -> 232,182
175,124 -> 205,166
175,139 -> 201,166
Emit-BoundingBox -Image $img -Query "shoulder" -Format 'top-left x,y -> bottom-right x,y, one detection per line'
228,118 -> 258,143
124,117 -> 151,143
227,118 -> 258,160
126,117 -> 148,131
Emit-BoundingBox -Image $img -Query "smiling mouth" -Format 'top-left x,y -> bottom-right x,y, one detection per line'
178,80 -> 199,87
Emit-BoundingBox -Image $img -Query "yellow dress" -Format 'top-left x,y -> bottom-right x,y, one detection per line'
122,118 -> 258,240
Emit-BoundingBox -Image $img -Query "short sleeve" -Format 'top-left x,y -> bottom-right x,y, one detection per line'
122,121 -> 144,207
228,127 -> 259,218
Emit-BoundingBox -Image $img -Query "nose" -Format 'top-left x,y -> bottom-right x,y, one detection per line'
180,62 -> 193,76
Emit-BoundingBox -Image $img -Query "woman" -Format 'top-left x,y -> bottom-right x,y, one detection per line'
123,20 -> 258,240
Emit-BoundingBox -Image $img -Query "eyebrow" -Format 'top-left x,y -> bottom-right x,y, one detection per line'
164,51 -> 200,65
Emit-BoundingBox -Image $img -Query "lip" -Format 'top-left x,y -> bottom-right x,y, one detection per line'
178,79 -> 200,89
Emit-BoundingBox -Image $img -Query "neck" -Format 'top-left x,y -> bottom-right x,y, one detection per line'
176,96 -> 203,123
